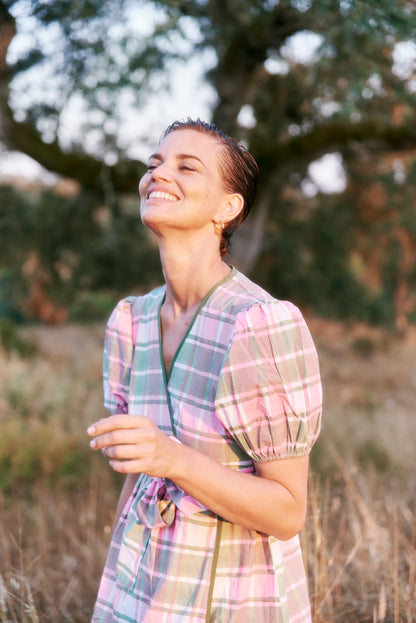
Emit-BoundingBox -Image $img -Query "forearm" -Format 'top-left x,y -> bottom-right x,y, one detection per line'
88,415 -> 309,540
167,443 -> 308,540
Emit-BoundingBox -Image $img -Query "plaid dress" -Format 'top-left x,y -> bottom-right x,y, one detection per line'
92,268 -> 322,623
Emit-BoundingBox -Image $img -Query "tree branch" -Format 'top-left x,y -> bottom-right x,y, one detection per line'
1,102 -> 145,191
0,5 -> 144,193
254,118 -> 416,176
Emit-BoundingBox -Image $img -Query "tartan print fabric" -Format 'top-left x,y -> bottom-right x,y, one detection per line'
92,268 -> 322,622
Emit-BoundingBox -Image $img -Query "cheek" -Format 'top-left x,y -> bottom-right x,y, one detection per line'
138,177 -> 149,223
138,174 -> 149,199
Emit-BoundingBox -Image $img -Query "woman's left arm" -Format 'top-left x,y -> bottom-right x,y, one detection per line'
169,435 -> 309,541
88,414 -> 308,541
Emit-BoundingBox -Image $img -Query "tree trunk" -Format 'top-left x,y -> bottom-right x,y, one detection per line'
229,190 -> 270,274
0,7 -> 15,141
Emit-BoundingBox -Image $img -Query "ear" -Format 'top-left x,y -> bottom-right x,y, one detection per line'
218,193 -> 245,226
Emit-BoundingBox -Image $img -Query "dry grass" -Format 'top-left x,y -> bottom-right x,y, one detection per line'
304,318 -> 416,622
0,320 -> 415,622
0,476 -> 116,623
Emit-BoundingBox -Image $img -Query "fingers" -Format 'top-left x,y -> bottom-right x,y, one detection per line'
88,415 -> 156,450
87,415 -> 181,478
87,414 -> 147,436
89,429 -> 146,450
101,444 -> 143,460
108,459 -> 143,473
95,434 -> 155,475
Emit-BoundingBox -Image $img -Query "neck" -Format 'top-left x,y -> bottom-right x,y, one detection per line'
158,237 -> 231,313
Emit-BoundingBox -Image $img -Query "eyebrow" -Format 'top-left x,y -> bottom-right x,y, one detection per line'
148,152 -> 206,168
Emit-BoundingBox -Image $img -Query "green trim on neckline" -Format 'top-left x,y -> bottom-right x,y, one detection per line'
159,266 -> 236,382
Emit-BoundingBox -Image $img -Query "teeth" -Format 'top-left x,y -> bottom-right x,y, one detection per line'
149,191 -> 177,201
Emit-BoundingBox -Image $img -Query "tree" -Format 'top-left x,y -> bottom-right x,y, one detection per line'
1,0 -> 416,325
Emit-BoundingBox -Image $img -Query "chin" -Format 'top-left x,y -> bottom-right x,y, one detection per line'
140,211 -> 166,236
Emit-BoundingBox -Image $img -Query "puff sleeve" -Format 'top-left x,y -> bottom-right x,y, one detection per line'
215,300 -> 322,462
103,298 -> 135,415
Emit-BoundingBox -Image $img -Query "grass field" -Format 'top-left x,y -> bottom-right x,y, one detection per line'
0,319 -> 415,622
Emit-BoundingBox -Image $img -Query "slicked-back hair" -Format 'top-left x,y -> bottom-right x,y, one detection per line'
162,118 -> 259,257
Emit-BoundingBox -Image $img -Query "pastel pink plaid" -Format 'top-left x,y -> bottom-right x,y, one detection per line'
92,268 -> 322,622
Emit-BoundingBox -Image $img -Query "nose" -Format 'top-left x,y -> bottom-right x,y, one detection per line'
139,159 -> 173,199
151,161 -> 173,182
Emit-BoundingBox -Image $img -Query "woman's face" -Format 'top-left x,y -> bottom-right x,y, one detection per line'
139,129 -> 230,235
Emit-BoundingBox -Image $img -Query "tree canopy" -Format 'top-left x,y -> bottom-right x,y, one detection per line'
1,0 -> 416,327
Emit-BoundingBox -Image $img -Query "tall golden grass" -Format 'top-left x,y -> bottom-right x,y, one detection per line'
0,321 -> 415,622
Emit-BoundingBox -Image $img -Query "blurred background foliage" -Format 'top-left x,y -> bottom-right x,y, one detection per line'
0,0 -> 416,328
1,5 -> 416,619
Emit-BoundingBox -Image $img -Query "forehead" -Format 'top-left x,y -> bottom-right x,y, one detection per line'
159,128 -> 223,160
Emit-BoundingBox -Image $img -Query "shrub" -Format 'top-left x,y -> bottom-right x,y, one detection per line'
0,319 -> 37,357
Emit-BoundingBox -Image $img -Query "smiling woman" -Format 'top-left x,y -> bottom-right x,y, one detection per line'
138,123 -> 249,259
88,118 -> 322,623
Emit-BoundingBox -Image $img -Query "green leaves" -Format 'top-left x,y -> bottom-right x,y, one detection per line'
2,0 -> 416,325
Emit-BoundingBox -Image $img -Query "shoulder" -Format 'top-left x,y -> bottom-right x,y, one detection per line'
214,269 -> 274,312
219,273 -> 319,366
106,286 -> 165,340
110,295 -> 136,316
217,269 -> 306,332
109,285 -> 165,321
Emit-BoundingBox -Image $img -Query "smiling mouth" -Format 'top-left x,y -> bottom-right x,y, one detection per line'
148,191 -> 178,201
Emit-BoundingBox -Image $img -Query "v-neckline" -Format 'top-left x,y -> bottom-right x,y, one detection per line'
158,267 -> 236,383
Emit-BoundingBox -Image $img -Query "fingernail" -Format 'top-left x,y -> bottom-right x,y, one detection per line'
90,439 -> 97,448
87,425 -> 96,435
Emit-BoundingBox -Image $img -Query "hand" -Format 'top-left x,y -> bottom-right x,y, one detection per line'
87,414 -> 181,477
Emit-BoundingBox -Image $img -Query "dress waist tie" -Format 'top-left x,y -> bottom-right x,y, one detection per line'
133,475 -> 207,528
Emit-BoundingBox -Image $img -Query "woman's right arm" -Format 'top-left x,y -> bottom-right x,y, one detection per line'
100,298 -> 137,531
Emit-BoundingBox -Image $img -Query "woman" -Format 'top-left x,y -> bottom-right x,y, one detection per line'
88,118 -> 322,622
